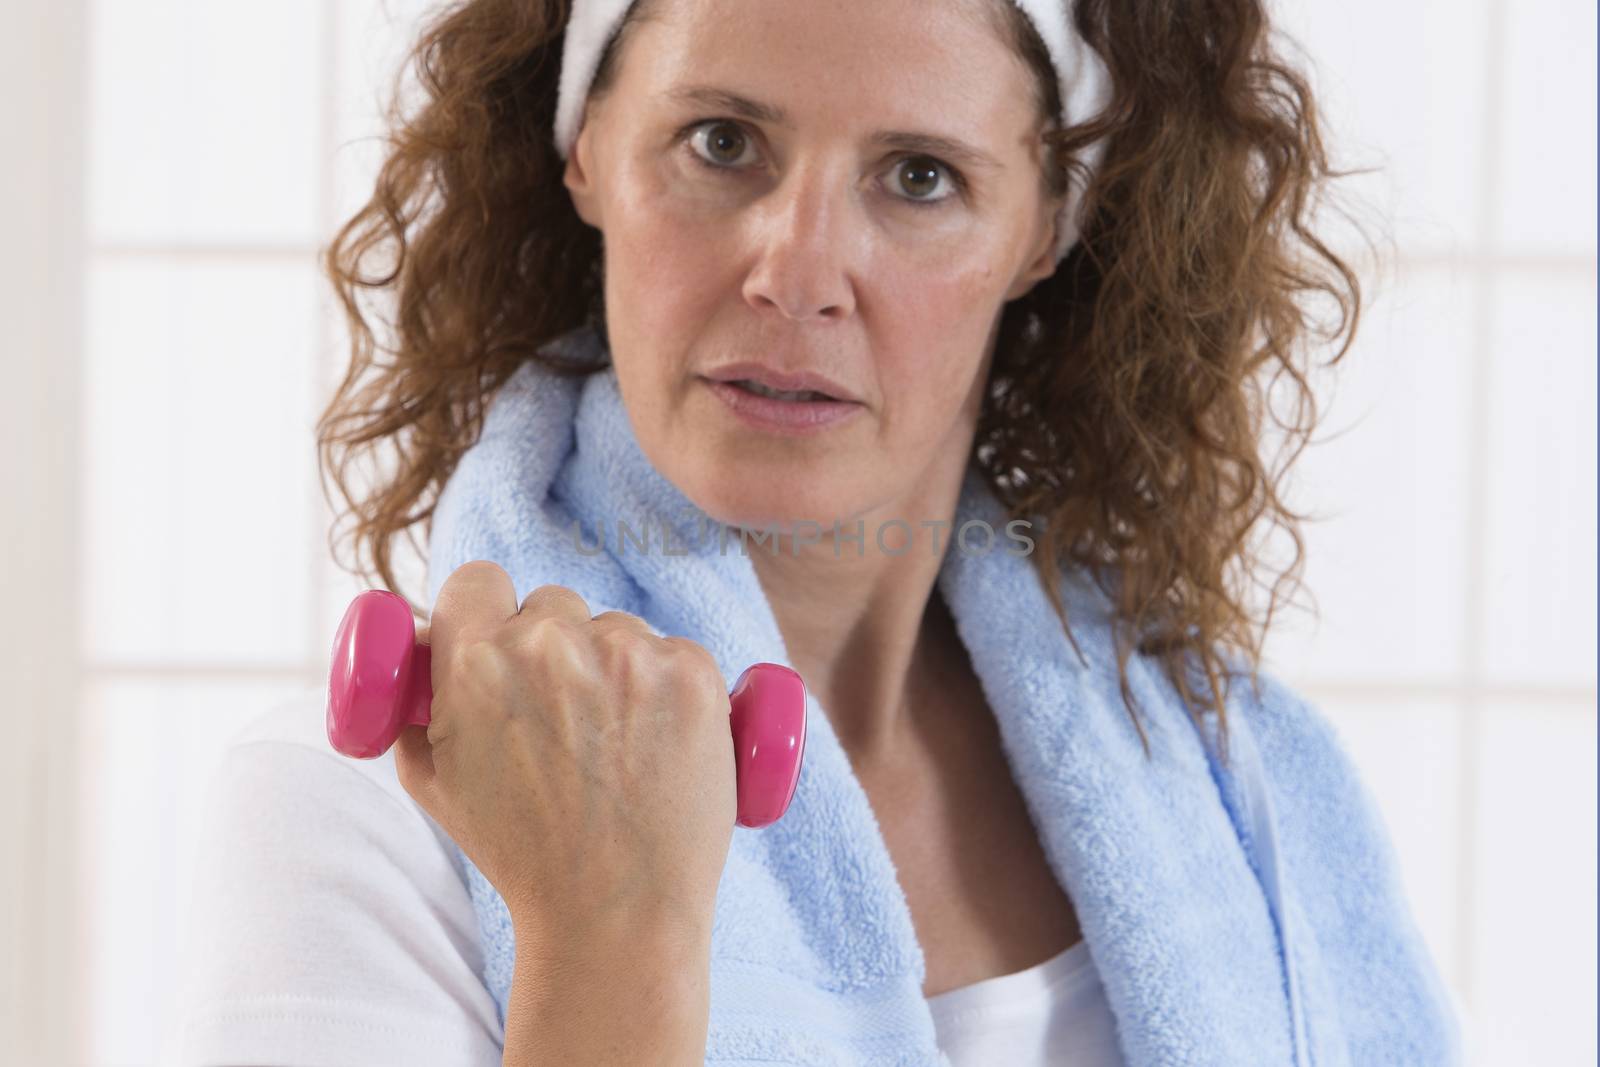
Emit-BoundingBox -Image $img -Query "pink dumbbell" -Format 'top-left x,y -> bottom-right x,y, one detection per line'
326,589 -> 808,828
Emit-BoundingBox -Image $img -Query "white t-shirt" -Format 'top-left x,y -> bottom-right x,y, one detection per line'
168,690 -> 503,1066
929,940 -> 1125,1066
169,691 -> 1124,1066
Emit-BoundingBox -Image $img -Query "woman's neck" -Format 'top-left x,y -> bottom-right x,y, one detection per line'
745,471 -> 967,765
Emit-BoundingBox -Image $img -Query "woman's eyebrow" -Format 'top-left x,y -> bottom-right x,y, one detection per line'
664,84 -> 1004,171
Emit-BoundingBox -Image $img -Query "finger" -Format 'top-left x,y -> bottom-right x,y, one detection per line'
430,560 -> 519,684
516,583 -> 593,627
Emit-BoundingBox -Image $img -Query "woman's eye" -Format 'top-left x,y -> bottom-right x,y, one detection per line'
683,120 -> 961,207
688,120 -> 757,168
890,158 -> 957,205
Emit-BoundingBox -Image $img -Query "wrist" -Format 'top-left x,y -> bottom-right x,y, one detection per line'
504,903 -> 712,1066
509,894 -> 713,962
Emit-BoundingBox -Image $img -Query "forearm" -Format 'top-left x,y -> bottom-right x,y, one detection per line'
501,909 -> 712,1066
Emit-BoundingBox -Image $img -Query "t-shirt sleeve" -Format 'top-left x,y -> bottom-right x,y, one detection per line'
168,693 -> 504,1067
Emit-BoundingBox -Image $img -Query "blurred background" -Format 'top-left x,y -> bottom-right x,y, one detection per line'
2,0 -> 1594,1063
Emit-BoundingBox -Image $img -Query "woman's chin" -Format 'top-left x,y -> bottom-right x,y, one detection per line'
685,484 -> 844,539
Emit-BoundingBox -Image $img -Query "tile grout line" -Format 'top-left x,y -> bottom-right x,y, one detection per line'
57,1 -> 91,1060
309,0 -> 340,680
1456,0 -> 1511,1021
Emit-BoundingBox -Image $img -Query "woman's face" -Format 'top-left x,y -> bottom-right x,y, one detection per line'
564,0 -> 1063,535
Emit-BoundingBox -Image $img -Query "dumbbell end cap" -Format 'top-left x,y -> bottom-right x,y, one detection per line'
328,590 -> 423,759
730,663 -> 808,829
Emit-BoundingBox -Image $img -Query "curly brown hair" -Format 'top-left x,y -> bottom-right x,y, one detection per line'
317,0 -> 1376,764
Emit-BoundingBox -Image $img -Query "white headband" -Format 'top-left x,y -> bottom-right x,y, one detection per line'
553,1 -> 1111,264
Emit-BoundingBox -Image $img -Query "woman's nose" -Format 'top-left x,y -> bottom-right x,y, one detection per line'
740,163 -> 859,323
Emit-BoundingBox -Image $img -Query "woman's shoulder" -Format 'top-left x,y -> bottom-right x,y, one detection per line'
204,688 -> 469,880
222,686 -> 425,824
195,686 -> 478,946
170,688 -> 502,1066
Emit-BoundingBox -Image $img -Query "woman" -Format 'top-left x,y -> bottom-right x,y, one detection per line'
172,0 -> 1461,1063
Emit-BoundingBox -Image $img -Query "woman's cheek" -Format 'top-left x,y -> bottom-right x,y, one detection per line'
872,324 -> 991,448
609,156 -> 728,262
649,153 -> 754,222
610,227 -> 723,354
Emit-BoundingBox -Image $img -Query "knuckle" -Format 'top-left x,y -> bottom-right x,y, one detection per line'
522,582 -> 588,614
662,638 -> 724,700
596,625 -> 654,676
511,618 -> 589,692
592,610 -> 648,632
663,635 -> 715,670
442,560 -> 506,600
441,631 -> 477,680
521,614 -> 578,657
441,644 -> 505,717
457,559 -> 506,580
453,632 -> 496,668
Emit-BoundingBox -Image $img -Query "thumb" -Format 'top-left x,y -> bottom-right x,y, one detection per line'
393,723 -> 439,815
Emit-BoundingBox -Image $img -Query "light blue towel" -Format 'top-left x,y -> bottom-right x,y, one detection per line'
424,324 -> 1463,1065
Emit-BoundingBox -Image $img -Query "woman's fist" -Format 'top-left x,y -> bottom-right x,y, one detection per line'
394,560 -> 737,943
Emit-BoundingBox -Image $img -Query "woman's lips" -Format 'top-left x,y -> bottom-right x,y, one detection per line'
701,378 -> 864,435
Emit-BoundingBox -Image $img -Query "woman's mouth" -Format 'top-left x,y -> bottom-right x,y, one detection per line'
732,380 -> 834,402
701,377 -> 863,436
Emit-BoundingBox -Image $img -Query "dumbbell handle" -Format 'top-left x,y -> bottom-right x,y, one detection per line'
326,590 -> 807,828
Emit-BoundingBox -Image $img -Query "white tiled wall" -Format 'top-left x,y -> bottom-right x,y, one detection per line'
1472,701 -> 1598,1064
1273,0 -> 1494,260
87,0 -> 326,248
1496,0 -> 1598,254
1482,273 -> 1598,685
82,259 -> 323,667
75,0 -> 1596,1064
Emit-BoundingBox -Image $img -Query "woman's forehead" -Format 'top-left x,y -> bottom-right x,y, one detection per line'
618,0 -> 1043,144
